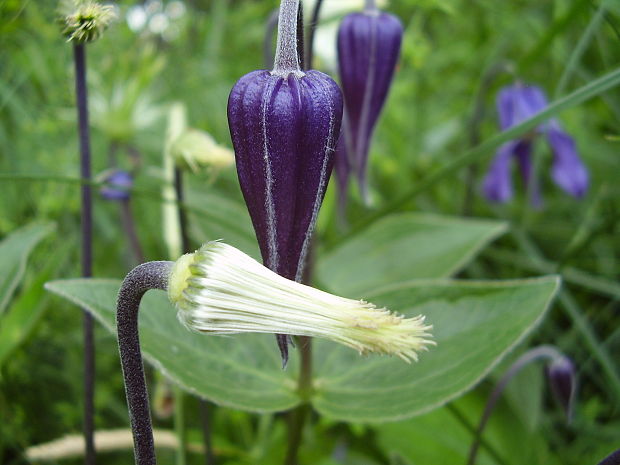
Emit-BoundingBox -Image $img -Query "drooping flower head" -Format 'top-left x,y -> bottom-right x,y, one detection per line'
227,0 -> 343,363
483,83 -> 588,205
337,2 -> 403,202
168,241 -> 434,362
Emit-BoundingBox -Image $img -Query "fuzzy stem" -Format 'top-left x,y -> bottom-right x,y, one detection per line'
467,346 -> 563,465
364,0 -> 377,12
305,0 -> 324,69
117,261 -> 173,465
273,0 -> 302,75
73,42 -> 96,465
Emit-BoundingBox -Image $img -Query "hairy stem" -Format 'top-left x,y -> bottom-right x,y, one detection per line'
73,42 -> 96,465
273,0 -> 302,75
467,346 -> 563,465
117,261 -> 173,465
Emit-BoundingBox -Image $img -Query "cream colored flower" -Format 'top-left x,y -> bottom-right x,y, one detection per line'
60,0 -> 116,43
168,241 -> 433,362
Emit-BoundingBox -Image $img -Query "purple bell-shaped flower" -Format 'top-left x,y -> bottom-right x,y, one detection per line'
227,0 -> 343,364
483,83 -> 589,205
337,1 -> 402,202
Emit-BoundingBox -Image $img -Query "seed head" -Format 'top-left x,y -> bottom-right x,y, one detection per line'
60,0 -> 116,43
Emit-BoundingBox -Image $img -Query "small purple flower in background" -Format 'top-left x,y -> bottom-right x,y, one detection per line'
100,170 -> 133,201
337,3 -> 403,203
546,355 -> 576,422
483,83 -> 589,205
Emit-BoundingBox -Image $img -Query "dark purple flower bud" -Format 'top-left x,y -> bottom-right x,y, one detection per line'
227,0 -> 343,365
546,355 -> 576,423
337,5 -> 402,202
483,83 -> 588,204
100,170 -> 133,201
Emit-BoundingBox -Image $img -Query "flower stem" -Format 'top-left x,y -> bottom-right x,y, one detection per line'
305,0 -> 324,69
263,8 -> 280,68
120,199 -> 145,264
117,261 -> 173,465
173,168 -> 191,253
73,42 -> 96,465
466,346 -> 563,465
273,0 -> 302,75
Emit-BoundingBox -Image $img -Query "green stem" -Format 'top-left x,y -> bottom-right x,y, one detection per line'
284,337 -> 312,465
173,387 -> 187,465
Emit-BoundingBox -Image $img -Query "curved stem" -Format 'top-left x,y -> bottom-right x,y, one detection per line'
117,261 -> 173,465
263,8 -> 280,69
305,0 -> 324,69
467,346 -> 563,465
73,42 -> 96,465
273,0 -> 302,75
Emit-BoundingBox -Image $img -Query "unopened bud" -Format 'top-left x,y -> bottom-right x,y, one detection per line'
170,129 -> 234,173
547,355 -> 576,422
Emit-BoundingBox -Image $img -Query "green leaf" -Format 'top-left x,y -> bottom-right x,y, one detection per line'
44,279 -> 299,412
186,189 -> 260,260
316,213 -> 506,296
311,277 -> 560,422
0,222 -> 55,315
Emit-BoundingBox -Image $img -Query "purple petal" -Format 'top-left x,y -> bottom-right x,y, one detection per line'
482,141 -> 519,203
100,170 -> 133,201
513,141 -> 542,208
337,11 -> 402,201
497,84 -> 550,131
547,128 -> 588,198
228,70 -> 343,282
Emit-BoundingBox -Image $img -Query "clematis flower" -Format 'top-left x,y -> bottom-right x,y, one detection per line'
168,241 -> 434,362
337,2 -> 403,202
99,169 -> 133,201
483,83 -> 588,205
228,0 -> 343,364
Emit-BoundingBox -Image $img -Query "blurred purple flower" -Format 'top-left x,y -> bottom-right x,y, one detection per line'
483,84 -> 588,205
337,7 -> 402,203
546,355 -> 576,423
100,170 -> 133,201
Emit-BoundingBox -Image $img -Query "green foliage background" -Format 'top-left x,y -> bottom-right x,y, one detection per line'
1,0 -> 619,464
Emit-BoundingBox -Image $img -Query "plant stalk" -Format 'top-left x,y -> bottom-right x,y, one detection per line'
121,199 -> 145,264
467,346 -> 563,465
284,337 -> 312,465
305,0 -> 324,69
73,42 -> 96,465
117,260 -> 173,465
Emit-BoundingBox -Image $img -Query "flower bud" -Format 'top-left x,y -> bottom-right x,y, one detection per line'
337,7 -> 403,201
168,241 -> 434,362
170,129 -> 234,173
99,170 -> 133,201
546,355 -> 576,422
227,0 -> 343,283
60,0 -> 116,43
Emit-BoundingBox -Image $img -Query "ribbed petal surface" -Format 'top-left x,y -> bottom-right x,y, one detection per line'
228,70 -> 343,282
337,11 -> 402,199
